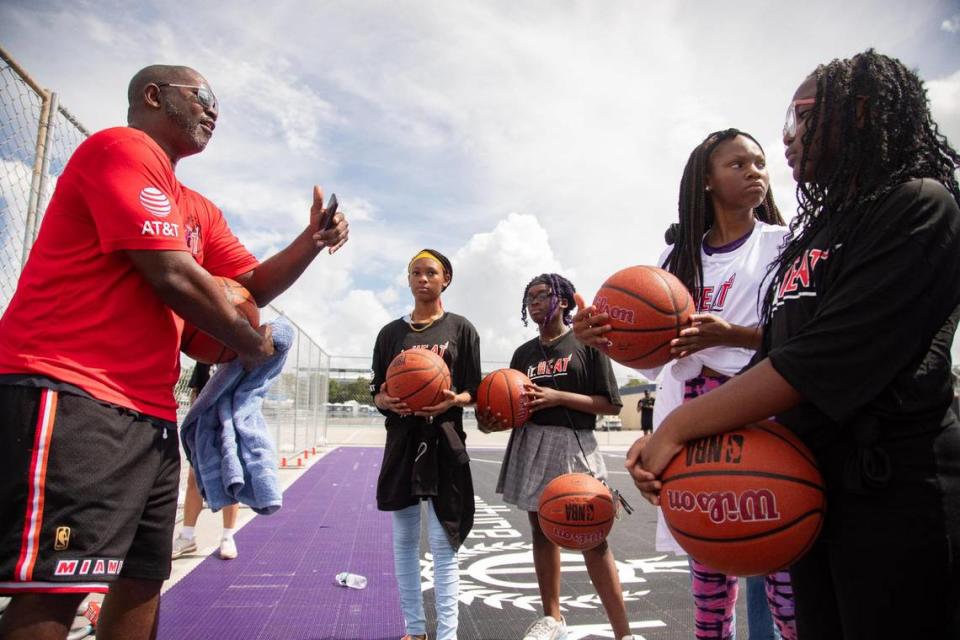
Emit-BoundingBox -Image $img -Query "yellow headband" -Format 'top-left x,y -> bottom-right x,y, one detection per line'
408,250 -> 445,273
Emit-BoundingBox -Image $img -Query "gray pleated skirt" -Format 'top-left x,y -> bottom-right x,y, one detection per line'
496,423 -> 607,512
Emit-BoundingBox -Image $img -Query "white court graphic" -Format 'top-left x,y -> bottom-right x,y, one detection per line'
139,186 -> 171,217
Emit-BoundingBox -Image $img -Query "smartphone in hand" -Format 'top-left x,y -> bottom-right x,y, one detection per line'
319,193 -> 339,231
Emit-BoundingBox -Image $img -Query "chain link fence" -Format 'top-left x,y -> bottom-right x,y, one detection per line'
0,47 -> 330,453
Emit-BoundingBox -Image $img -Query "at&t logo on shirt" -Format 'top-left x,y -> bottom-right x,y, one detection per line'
138,186 -> 171,217
141,220 -> 180,237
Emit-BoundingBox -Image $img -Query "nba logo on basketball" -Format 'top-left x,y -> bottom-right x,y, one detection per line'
685,434 -> 744,466
54,526 -> 71,551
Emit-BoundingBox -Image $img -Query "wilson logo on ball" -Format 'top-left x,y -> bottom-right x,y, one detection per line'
593,296 -> 637,324
666,488 -> 781,525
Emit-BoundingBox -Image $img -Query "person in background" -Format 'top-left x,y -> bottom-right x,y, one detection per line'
171,363 -> 241,560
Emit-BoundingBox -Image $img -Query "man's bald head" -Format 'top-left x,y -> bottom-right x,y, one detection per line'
127,65 -> 200,119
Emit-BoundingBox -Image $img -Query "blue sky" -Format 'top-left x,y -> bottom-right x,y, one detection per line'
2,0 -> 959,377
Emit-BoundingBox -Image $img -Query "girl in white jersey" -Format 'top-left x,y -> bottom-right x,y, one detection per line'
577,129 -> 796,640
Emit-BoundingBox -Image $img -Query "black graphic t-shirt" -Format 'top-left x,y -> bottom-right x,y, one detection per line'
371,312 -> 482,427
510,331 -> 622,430
758,179 -> 960,451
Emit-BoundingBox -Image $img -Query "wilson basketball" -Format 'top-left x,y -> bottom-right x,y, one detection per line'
592,265 -> 694,368
385,348 -> 452,412
660,421 -> 825,576
475,368 -> 532,431
538,473 -> 616,551
181,277 -> 260,365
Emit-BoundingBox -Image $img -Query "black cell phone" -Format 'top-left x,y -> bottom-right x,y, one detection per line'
320,193 -> 339,231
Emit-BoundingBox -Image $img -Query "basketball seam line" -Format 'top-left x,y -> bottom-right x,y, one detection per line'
394,370 -> 443,402
753,425 -> 819,468
667,508 -> 825,543
662,469 -> 824,492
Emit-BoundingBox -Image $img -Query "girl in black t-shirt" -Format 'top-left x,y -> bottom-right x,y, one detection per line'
486,273 -> 633,640
371,249 -> 481,640
620,50 -> 960,638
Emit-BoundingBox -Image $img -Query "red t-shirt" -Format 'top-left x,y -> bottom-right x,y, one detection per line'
0,127 -> 259,421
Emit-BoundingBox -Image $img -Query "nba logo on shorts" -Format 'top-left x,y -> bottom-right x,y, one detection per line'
54,526 -> 71,551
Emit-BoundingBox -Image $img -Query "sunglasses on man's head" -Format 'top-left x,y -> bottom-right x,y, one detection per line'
156,82 -> 217,111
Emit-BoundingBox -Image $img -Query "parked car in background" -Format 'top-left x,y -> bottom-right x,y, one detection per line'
597,416 -> 623,431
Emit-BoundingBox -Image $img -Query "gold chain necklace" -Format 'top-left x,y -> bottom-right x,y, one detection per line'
407,311 -> 444,333
539,327 -> 570,346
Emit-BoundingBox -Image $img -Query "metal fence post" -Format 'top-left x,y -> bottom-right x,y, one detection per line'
22,91 -> 56,265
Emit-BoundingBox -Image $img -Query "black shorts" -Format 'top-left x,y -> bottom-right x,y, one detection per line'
0,385 -> 180,594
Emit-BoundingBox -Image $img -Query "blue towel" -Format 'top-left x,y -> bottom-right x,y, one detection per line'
180,317 -> 294,515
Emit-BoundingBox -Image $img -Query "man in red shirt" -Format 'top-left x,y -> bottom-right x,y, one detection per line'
0,64 -> 349,640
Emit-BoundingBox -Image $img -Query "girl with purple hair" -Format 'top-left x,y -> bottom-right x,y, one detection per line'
486,273 -> 637,640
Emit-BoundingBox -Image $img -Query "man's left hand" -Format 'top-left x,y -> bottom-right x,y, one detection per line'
310,186 -> 349,254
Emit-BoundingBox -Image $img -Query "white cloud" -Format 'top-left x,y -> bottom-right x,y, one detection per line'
942,15 -> 960,33
928,69 -> 960,145
444,213 -> 569,365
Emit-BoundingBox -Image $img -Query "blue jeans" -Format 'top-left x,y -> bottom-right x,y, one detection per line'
392,501 -> 459,640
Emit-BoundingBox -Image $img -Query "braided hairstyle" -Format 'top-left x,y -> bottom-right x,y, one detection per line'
520,273 -> 577,327
761,49 -> 960,324
663,128 -> 785,303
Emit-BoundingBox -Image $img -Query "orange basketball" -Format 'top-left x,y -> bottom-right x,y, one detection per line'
181,277 -> 260,365
386,348 -> 451,412
592,265 -> 694,368
537,473 -> 616,550
660,421 -> 825,576
475,368 -> 532,431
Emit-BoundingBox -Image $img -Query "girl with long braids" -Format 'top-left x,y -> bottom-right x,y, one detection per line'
620,50 -> 960,638
371,249 -> 481,640
584,127 -> 797,640
485,273 -> 635,640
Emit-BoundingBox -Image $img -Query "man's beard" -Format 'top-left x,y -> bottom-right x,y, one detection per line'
164,100 -> 209,152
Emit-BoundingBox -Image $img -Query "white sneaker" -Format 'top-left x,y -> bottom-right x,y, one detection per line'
171,535 -> 197,559
219,537 -> 238,560
522,615 -> 565,640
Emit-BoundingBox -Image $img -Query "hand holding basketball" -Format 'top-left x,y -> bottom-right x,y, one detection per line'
624,435 -> 664,504
416,389 -> 461,418
238,324 -> 275,371
375,382 -> 411,416
671,313 -> 758,358
476,406 -> 510,433
572,293 -> 612,349
523,382 -> 561,412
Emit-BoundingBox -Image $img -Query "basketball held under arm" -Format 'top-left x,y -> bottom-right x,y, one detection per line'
126,249 -> 273,367
633,358 -> 802,479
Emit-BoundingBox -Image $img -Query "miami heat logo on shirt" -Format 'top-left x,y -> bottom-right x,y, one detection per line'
138,186 -> 171,217
526,354 -> 572,381
772,247 -> 833,310
696,274 -> 736,313
409,341 -> 450,359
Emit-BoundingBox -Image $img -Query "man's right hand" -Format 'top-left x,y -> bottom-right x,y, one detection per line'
239,324 -> 275,370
